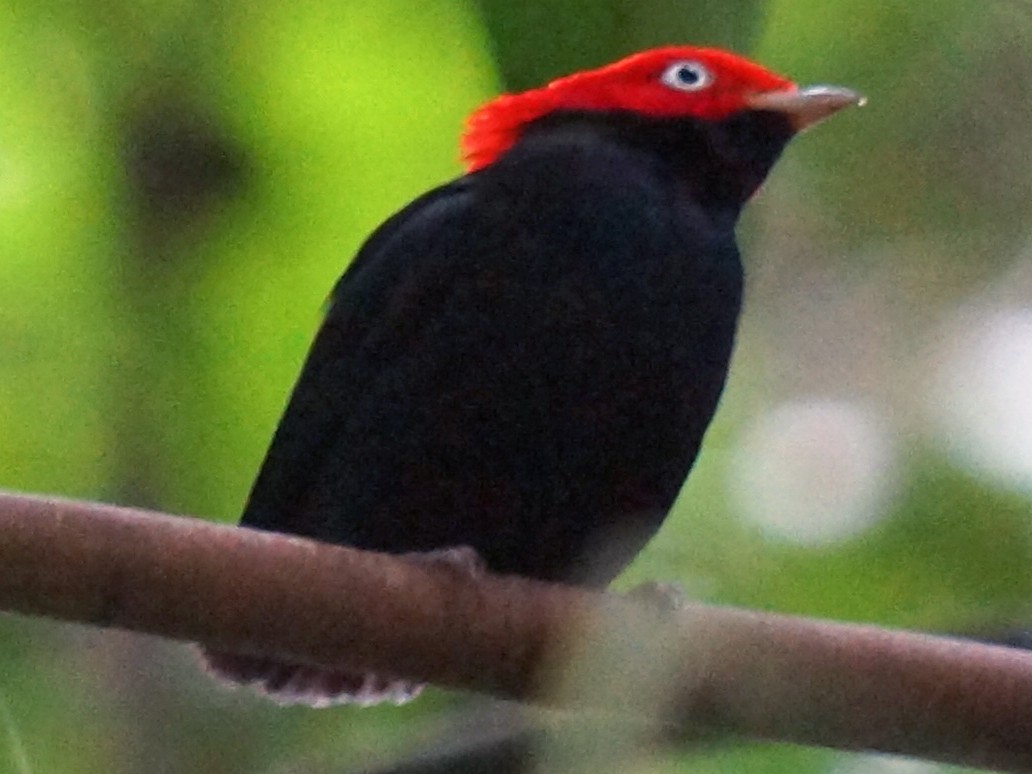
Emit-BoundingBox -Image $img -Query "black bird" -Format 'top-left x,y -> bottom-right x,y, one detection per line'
204,46 -> 861,704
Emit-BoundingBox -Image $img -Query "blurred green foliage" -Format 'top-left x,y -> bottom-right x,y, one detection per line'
1,1 -> 1031,772
476,0 -> 764,89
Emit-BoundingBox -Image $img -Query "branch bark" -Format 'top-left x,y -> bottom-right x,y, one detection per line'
1,491 -> 1031,772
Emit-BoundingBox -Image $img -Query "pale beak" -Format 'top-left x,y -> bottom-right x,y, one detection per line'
746,85 -> 866,132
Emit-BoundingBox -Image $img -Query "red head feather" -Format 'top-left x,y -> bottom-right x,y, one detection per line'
462,47 -> 798,173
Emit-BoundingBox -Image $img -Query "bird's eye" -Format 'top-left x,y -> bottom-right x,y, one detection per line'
660,61 -> 713,92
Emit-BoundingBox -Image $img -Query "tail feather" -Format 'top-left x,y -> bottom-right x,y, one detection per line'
199,545 -> 483,707
201,650 -> 422,707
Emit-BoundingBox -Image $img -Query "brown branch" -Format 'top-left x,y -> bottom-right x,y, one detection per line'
1,491 -> 1031,772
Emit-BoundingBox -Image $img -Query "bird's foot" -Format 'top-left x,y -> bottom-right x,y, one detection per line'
624,580 -> 686,613
400,544 -> 487,578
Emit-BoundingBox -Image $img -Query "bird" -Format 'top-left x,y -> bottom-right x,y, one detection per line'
203,46 -> 862,705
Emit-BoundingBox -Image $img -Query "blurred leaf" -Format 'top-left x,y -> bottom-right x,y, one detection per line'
474,0 -> 765,90
0,11 -> 120,498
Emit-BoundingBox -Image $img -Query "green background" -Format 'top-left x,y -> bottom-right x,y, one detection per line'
2,1 -> 1031,771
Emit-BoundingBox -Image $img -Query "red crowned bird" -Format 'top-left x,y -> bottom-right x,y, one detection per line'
204,46 -> 862,705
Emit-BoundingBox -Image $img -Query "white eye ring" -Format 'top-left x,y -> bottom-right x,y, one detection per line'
660,61 -> 713,92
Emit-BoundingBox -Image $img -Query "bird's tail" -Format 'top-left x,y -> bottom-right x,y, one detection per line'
198,544 -> 485,706
200,648 -> 422,707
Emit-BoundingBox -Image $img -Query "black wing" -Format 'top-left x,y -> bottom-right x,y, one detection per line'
240,179 -> 477,533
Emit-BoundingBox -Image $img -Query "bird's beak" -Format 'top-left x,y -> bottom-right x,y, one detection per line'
746,85 -> 865,132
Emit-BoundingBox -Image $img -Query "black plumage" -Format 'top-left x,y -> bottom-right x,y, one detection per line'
241,110 -> 791,587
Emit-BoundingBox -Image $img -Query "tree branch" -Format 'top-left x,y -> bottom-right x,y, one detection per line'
1,491 -> 1030,772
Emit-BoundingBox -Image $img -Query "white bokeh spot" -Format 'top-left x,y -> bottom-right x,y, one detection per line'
830,753 -> 948,774
930,306 -> 1032,492
730,398 -> 897,545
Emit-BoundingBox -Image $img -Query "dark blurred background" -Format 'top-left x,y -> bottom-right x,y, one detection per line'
2,1 -> 1031,771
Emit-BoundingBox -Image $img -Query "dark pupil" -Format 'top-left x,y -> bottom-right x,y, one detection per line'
677,66 -> 700,85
